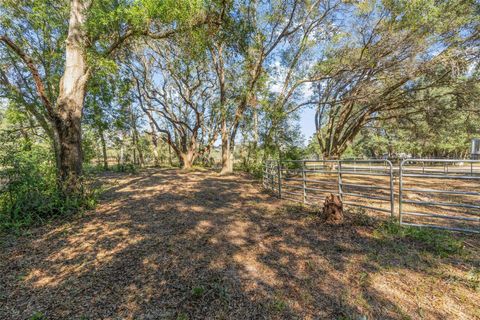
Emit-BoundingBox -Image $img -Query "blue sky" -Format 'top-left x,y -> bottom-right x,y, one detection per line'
299,107 -> 317,145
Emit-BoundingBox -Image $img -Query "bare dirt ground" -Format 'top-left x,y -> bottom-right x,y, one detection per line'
1,169 -> 479,320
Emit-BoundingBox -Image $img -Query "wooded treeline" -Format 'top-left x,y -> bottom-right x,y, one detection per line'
0,0 -> 479,207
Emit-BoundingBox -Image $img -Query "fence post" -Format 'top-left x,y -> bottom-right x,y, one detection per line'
388,160 -> 394,217
277,161 -> 282,199
302,160 -> 307,204
398,159 -> 405,224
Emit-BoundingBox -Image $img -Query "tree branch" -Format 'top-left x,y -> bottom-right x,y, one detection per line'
0,35 -> 55,119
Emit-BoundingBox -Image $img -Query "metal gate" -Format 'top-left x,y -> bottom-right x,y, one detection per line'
264,158 -> 480,233
338,160 -> 394,217
399,159 -> 480,233
263,160 -> 279,195
263,159 -> 395,217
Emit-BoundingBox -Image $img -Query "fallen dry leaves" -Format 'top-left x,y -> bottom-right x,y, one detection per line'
0,169 -> 478,319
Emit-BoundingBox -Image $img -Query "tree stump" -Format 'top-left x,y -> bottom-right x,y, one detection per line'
323,193 -> 343,223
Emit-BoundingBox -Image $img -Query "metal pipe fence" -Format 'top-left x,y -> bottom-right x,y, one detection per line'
399,159 -> 480,233
264,159 -> 395,216
263,158 -> 480,233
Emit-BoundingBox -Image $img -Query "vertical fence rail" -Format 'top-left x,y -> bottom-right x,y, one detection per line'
302,160 -> 306,204
389,164 -> 395,217
277,162 -> 282,199
337,161 -> 343,202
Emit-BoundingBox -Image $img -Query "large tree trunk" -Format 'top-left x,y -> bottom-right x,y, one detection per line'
54,0 -> 90,194
131,110 -> 144,167
180,137 -> 197,169
220,118 -> 233,174
53,113 -> 83,192
180,150 -> 195,169
212,43 -> 234,175
0,0 -> 90,195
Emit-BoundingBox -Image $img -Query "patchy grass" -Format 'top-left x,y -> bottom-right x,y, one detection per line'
270,298 -> 288,313
0,169 -> 479,319
28,312 -> 45,320
374,219 -> 466,257
467,267 -> 480,291
190,286 -> 205,298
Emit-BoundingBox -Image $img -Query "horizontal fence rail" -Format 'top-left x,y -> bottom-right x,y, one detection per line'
399,159 -> 480,233
338,160 -> 394,216
264,159 -> 395,217
263,158 -> 480,233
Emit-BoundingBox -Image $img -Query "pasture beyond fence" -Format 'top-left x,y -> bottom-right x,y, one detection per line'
263,159 -> 480,233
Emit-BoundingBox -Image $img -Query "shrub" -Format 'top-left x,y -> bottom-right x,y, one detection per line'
0,145 -> 98,232
235,160 -> 264,178
113,162 -> 138,173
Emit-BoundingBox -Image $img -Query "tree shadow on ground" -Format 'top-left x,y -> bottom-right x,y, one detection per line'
0,169 -> 479,320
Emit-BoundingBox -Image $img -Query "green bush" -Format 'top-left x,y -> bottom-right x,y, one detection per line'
112,162 -> 138,173
235,160 -> 264,178
0,145 -> 98,232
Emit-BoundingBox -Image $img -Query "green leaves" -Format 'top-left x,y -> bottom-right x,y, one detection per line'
138,0 -> 203,23
86,0 -> 204,37
382,0 -> 478,35
84,0 -> 207,73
